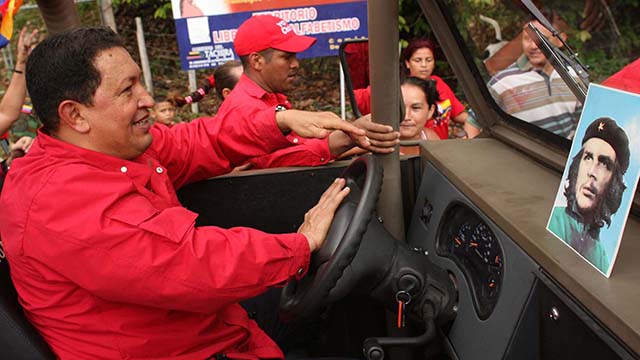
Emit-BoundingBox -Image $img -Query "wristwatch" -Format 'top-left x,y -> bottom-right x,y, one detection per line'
275,104 -> 287,112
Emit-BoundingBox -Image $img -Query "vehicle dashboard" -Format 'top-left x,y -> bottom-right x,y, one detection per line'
408,139 -> 640,358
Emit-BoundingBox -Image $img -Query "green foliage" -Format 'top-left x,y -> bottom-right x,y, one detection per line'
401,0 -> 640,83
113,0 -> 173,19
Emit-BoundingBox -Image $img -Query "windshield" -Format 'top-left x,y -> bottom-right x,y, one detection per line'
445,0 -> 639,141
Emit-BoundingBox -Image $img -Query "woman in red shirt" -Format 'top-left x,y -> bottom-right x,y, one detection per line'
402,39 -> 480,139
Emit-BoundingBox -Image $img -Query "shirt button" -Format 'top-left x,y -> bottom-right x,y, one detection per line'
296,267 -> 304,276
320,158 -> 325,162
156,167 -> 164,174
292,138 -> 299,144
120,166 -> 128,173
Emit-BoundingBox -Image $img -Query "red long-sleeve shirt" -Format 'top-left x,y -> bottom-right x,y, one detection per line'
0,114 -> 311,359
219,74 -> 333,169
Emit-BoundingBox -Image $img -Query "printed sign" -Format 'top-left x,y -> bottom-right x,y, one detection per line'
546,84 -> 640,277
172,0 -> 368,70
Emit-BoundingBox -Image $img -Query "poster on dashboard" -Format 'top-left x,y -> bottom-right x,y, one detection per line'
546,83 -> 640,277
171,0 -> 368,70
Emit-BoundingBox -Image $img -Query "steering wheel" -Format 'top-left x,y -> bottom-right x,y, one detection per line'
279,154 -> 383,320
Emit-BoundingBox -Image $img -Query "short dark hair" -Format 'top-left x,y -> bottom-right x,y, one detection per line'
26,26 -> 124,132
239,48 -> 274,69
564,148 -> 627,229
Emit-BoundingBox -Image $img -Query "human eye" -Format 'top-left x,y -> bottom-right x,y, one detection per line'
121,85 -> 133,95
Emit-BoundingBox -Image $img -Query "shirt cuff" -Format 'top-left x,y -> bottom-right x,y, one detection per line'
288,233 -> 311,280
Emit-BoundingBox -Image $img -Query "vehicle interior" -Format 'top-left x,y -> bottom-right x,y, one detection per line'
1,0 -> 639,359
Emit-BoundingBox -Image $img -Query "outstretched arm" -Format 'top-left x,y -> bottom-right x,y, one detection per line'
0,27 -> 38,134
275,109 -> 366,140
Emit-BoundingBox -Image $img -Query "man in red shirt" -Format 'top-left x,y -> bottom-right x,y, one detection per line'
219,15 -> 399,169
0,26 -> 368,359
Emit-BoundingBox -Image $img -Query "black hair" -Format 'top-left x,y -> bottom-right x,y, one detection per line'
564,148 -> 627,229
400,76 -> 441,117
239,48 -> 274,69
26,26 -> 124,132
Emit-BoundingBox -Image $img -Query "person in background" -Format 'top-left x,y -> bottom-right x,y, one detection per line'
487,15 -> 581,139
149,95 -> 177,126
0,26 -> 38,190
0,26 -> 370,359
402,39 -> 481,139
0,26 -> 38,135
222,15 -> 399,170
484,0 -> 615,76
339,76 -> 441,159
398,76 -> 441,153
352,38 -> 481,139
174,60 -> 243,107
0,135 -> 33,191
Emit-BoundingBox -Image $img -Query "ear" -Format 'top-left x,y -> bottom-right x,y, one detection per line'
427,104 -> 436,120
248,52 -> 264,71
221,87 -> 233,99
58,100 -> 91,133
404,59 -> 411,70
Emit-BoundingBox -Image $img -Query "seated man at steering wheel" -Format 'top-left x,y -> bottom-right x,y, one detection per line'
0,26 -> 375,360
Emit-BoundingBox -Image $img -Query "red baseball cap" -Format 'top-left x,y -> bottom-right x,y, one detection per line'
233,15 -> 317,56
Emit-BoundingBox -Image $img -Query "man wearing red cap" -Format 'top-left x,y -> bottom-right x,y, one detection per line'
217,15 -> 399,169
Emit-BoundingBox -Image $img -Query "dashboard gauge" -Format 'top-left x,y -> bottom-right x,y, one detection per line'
437,203 -> 504,320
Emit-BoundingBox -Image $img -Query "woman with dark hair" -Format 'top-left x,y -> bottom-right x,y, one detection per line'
341,76 -> 440,159
398,76 -> 441,153
402,38 -> 480,139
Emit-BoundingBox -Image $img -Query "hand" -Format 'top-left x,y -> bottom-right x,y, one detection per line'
298,178 -> 350,252
276,109 -> 365,139
10,136 -> 33,154
15,27 -> 39,66
350,114 -> 400,153
231,162 -> 253,173
328,114 -> 400,156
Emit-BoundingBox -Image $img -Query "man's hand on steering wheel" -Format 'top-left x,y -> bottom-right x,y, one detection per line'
298,178 -> 351,252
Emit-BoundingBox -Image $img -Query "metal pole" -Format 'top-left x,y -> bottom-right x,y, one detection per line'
339,60 -> 346,120
369,0 -> 404,241
1,47 -> 13,80
98,0 -> 118,33
135,17 -> 153,97
188,70 -> 199,114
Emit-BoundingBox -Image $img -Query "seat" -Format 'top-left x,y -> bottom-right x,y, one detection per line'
0,254 -> 55,359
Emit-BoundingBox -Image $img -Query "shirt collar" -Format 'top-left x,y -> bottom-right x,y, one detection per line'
33,129 -> 159,177
238,74 -> 290,108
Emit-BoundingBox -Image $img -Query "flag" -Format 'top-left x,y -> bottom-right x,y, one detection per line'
0,0 -> 23,48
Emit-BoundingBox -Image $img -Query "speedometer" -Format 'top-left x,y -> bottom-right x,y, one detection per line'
437,203 -> 504,319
